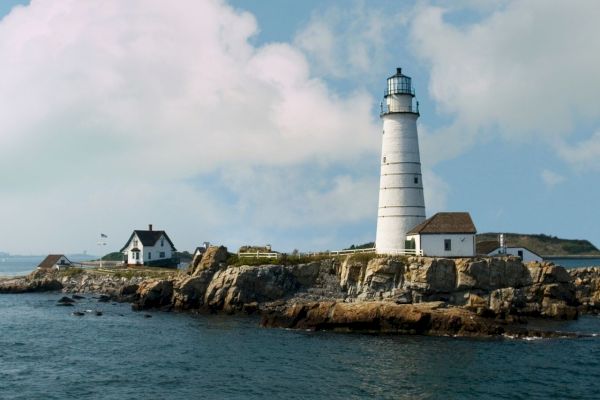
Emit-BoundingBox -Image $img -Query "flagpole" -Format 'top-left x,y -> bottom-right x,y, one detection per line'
98,233 -> 108,269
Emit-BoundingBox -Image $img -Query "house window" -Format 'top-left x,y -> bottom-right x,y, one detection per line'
133,239 -> 138,247
414,176 -> 419,184
148,252 -> 152,260
160,252 -> 165,258
444,239 -> 452,251
161,239 -> 164,247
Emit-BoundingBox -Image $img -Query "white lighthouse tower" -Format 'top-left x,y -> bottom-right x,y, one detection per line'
375,68 -> 426,254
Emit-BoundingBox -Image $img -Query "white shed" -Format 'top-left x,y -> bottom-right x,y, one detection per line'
37,254 -> 72,270
406,212 -> 477,257
488,247 -> 543,263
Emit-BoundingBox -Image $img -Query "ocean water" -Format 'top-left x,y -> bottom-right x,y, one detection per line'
0,256 -> 44,276
0,292 -> 599,400
2,260 -> 600,398
548,258 -> 600,269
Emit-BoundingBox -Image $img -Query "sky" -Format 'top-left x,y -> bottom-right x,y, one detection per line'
0,0 -> 599,255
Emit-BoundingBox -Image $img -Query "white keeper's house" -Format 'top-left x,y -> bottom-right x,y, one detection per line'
120,224 -> 177,267
406,212 -> 477,257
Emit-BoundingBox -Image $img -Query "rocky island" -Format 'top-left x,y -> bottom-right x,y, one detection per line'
2,246 -> 599,339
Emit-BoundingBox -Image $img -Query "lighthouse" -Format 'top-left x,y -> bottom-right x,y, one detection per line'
375,68 -> 426,254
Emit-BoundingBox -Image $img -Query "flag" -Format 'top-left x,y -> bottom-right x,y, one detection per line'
100,233 -> 108,238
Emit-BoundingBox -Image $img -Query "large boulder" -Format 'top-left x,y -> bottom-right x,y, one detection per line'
357,258 -> 404,300
405,258 -> 456,293
172,276 -> 208,310
132,280 -> 174,310
190,246 -> 228,276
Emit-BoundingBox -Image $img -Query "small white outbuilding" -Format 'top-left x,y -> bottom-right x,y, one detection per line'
36,254 -> 72,270
489,246 -> 543,263
406,212 -> 477,257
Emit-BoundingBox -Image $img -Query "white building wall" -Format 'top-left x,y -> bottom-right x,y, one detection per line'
418,234 -> 475,257
375,107 -> 426,254
142,235 -> 173,263
488,247 -> 542,263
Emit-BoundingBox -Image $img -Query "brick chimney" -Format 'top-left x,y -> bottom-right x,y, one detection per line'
149,224 -> 153,231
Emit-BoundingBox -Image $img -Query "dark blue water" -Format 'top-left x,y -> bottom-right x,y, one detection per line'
1,293 -> 600,399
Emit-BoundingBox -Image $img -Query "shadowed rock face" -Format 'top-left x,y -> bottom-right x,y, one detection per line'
132,280 -> 174,311
260,301 -> 577,339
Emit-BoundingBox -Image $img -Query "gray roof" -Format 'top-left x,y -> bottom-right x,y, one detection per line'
37,254 -> 70,269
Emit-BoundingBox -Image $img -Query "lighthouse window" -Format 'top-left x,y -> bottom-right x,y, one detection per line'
383,156 -> 386,163
414,176 -> 419,184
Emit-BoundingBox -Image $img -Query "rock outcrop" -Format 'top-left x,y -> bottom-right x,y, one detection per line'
570,267 -> 600,313
0,276 -> 62,293
260,301 -> 576,338
4,250 -> 596,337
336,256 -> 578,319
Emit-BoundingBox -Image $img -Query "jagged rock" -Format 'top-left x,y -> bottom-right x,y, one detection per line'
190,246 -> 228,276
132,280 -> 174,311
285,262 -> 322,287
172,276 -> 207,310
455,258 -> 530,291
357,258 -> 404,300
406,258 -> 456,293
338,258 -> 366,295
204,265 -> 300,313
570,267 -> 600,313
528,262 -> 571,284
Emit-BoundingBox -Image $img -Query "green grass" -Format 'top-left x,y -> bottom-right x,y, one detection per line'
227,253 -> 345,267
56,268 -> 85,278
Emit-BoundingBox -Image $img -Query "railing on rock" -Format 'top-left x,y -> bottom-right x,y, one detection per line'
379,248 -> 423,256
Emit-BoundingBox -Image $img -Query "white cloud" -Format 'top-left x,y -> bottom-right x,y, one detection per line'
556,131 -> 600,171
410,1 -> 600,163
294,1 -> 404,81
540,169 -> 565,187
0,0 -> 382,253
422,168 -> 449,214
